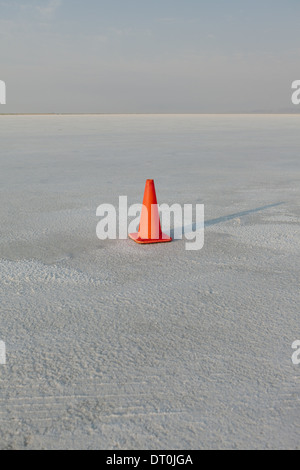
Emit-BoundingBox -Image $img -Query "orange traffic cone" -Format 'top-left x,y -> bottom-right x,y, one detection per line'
129,179 -> 172,244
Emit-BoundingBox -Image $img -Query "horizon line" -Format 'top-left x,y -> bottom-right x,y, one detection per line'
1,112 -> 300,116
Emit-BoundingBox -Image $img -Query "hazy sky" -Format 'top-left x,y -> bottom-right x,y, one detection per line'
1,0 -> 299,113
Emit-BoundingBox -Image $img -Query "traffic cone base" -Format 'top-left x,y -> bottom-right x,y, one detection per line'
129,232 -> 172,244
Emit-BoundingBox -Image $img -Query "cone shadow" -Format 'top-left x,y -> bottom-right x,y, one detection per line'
171,202 -> 285,238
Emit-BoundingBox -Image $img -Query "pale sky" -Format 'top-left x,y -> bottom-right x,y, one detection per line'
0,0 -> 299,113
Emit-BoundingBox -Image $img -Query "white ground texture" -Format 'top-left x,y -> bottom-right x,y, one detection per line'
0,115 -> 300,450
